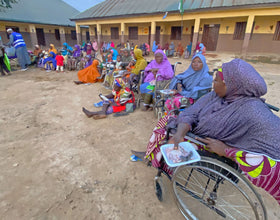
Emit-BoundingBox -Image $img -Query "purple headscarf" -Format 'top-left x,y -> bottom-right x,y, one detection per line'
179,59 -> 280,160
73,45 -> 81,58
84,55 -> 92,68
143,49 -> 173,82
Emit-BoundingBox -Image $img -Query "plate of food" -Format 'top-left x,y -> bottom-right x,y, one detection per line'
160,142 -> 201,167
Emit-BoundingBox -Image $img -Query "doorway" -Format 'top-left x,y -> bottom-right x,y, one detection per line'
36,28 -> 46,46
201,24 -> 220,51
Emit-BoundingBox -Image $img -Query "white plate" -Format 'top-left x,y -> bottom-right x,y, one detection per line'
161,142 -> 201,167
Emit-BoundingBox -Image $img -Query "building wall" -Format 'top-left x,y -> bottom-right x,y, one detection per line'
0,21 -> 87,50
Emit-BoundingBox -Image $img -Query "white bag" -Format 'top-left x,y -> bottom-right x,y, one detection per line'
5,46 -> 16,57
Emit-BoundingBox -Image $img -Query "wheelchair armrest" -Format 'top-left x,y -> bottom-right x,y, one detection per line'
266,103 -> 279,112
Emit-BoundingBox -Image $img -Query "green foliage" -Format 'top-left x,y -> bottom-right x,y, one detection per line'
0,0 -> 18,9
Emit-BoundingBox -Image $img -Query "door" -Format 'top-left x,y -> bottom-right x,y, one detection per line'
36,28 -> 46,46
201,24 -> 220,51
156,26 -> 160,43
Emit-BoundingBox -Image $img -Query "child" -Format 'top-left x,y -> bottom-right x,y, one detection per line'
55,52 -> 64,72
104,55 -> 123,89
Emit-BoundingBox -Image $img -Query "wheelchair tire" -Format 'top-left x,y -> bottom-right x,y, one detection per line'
172,156 -> 267,220
154,176 -> 168,203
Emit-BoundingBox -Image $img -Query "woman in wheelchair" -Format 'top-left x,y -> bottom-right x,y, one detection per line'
140,49 -> 174,111
134,59 -> 280,205
165,53 -> 212,111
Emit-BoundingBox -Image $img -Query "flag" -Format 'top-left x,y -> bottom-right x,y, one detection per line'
178,0 -> 185,15
162,12 -> 168,19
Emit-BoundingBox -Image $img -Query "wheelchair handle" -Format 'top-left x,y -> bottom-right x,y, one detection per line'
266,103 -> 279,112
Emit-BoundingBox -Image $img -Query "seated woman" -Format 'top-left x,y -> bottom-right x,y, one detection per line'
194,42 -> 206,57
133,59 -> 280,205
74,59 -> 102,85
31,45 -> 42,65
168,42 -> 175,57
48,44 -> 57,55
121,49 -> 133,64
61,43 -> 73,65
176,42 -> 184,57
79,55 -> 92,70
103,55 -> 124,89
126,48 -> 147,86
165,54 -> 212,111
140,49 -> 174,111
43,51 -> 56,71
67,45 -> 81,71
82,78 -> 135,120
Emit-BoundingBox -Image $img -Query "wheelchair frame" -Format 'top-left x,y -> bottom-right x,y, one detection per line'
151,130 -> 267,220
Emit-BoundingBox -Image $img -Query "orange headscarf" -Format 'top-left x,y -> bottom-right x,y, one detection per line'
77,60 -> 103,83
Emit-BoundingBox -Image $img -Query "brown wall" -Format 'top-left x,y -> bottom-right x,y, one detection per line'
248,34 -> 280,53
216,34 -> 243,52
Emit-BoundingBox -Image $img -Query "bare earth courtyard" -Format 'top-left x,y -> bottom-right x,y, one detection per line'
0,54 -> 280,220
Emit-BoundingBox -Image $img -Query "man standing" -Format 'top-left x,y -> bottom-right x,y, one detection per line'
6,28 -> 30,71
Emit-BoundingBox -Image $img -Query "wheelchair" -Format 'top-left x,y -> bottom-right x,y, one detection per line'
153,68 -> 216,120
150,103 -> 279,220
136,62 -> 182,109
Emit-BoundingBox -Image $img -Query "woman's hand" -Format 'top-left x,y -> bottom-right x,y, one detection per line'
172,89 -> 178,95
168,134 -> 185,150
195,137 -> 230,157
168,123 -> 190,150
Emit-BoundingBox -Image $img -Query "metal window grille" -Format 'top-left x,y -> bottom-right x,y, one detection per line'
111,27 -> 119,39
273,21 -> 280,41
233,22 -> 246,40
129,27 -> 138,40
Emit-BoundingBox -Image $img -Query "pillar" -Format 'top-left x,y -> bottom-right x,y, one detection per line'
150,21 -> 156,50
75,24 -> 81,45
89,25 -> 96,41
28,24 -> 38,47
97,23 -> 102,46
121,22 -> 125,44
59,27 -> 66,46
192,18 -> 200,53
242,15 -> 255,56
159,24 -> 165,46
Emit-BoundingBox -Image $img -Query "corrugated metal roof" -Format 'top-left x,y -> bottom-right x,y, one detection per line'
0,0 -> 79,26
72,0 -> 280,20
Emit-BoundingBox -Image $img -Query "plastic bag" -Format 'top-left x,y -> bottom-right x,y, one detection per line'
5,46 -> 16,57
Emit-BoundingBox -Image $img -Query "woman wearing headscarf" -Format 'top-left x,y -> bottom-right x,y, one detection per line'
67,45 -> 81,70
43,51 -> 56,71
86,43 -> 92,55
140,49 -> 174,111
165,54 -> 212,111
168,42 -> 175,57
163,42 -> 169,56
135,59 -> 280,205
48,44 -> 57,54
92,40 -> 98,52
74,59 -> 102,84
31,45 -> 42,65
82,78 -> 135,119
61,42 -> 73,65
176,42 -> 184,57
110,47 -> 119,61
121,49 -> 133,63
110,41 -> 115,48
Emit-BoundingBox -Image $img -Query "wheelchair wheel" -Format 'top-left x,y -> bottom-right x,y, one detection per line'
172,156 -> 267,220
154,98 -> 165,119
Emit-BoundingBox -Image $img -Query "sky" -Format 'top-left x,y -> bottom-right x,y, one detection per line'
62,0 -> 105,12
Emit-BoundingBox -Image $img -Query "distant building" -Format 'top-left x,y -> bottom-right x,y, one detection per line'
71,0 -> 280,55
0,0 -> 89,49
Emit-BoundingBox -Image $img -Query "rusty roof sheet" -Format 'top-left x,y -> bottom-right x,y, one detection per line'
72,0 -> 280,20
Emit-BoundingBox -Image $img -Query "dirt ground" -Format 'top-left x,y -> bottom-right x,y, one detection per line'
0,53 -> 280,220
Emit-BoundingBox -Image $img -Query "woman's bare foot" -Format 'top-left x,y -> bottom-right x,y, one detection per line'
82,107 -> 95,118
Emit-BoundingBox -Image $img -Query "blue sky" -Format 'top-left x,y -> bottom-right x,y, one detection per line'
62,0 -> 105,12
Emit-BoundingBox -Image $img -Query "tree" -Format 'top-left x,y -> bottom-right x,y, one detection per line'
0,0 -> 18,9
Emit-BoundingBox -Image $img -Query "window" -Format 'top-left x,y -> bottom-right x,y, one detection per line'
71,30 -> 77,40
129,27 -> 138,40
171,26 -> 181,40
233,22 -> 246,40
273,21 -> 280,41
111,27 -> 119,39
55,29 -> 60,40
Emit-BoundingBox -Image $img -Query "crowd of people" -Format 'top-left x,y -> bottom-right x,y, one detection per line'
2,28 -> 280,207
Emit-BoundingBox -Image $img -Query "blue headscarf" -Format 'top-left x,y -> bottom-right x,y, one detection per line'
43,51 -> 57,68
169,54 -> 212,99
110,48 -> 119,61
152,41 -> 158,53
61,43 -> 73,56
